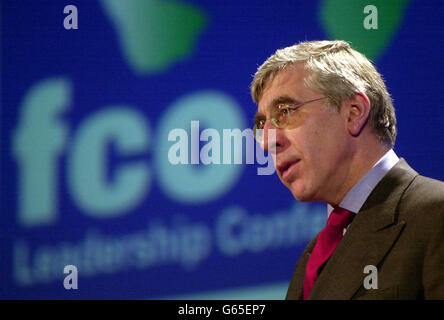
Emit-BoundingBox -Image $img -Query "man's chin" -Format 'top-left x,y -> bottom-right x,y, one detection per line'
289,186 -> 315,202
280,178 -> 316,202
292,194 -> 313,202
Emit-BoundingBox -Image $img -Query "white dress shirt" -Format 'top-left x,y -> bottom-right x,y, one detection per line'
327,149 -> 400,230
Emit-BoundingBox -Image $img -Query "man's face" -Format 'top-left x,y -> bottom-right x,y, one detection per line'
256,63 -> 353,204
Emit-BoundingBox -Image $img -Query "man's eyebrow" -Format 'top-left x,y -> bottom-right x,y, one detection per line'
269,95 -> 300,108
255,95 -> 301,120
254,112 -> 265,122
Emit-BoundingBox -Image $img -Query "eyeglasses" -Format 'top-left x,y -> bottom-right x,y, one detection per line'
253,96 -> 327,141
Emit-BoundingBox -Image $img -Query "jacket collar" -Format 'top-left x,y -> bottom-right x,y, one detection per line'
287,159 -> 418,300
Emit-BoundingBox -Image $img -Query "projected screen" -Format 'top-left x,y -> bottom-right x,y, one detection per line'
1,0 -> 443,299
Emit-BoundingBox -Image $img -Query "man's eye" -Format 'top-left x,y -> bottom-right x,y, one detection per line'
281,106 -> 297,116
256,119 -> 265,129
282,108 -> 291,116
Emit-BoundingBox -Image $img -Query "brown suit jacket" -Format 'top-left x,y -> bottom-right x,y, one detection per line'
286,159 -> 444,300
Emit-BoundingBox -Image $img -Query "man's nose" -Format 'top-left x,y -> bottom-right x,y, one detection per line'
262,120 -> 279,154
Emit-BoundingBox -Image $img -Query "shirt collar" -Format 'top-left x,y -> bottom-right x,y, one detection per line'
327,149 -> 399,217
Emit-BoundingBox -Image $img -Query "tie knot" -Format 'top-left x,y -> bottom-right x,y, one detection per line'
327,207 -> 355,229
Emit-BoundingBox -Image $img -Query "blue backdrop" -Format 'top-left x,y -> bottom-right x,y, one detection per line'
1,0 -> 443,299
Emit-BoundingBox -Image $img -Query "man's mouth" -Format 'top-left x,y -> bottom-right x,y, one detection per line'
278,159 -> 300,179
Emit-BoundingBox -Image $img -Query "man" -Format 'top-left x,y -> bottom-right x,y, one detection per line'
250,40 -> 444,299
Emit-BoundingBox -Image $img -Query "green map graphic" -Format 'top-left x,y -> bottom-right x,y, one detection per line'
101,0 -> 207,75
319,0 -> 411,61
101,0 -> 411,75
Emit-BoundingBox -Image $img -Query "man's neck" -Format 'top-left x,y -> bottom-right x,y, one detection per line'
329,141 -> 390,207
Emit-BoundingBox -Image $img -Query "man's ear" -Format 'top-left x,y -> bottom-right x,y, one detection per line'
344,92 -> 371,136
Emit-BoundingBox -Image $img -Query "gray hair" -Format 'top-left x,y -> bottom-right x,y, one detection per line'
251,40 -> 397,148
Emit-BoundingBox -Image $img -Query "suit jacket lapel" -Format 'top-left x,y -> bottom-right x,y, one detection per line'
307,159 -> 418,299
285,236 -> 318,300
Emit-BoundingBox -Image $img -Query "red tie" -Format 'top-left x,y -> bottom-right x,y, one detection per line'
303,207 -> 355,299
